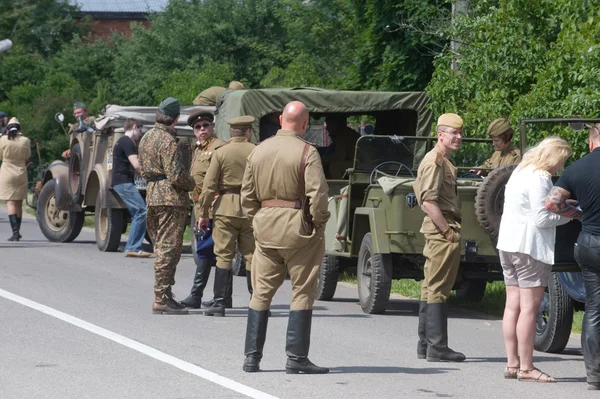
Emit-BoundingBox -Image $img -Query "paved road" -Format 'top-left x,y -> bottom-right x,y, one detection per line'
0,207 -> 594,398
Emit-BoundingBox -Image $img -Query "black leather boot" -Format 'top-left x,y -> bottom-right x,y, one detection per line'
426,302 -> 465,362
179,258 -> 211,308
243,308 -> 269,372
417,301 -> 427,359
202,269 -> 233,309
15,216 -> 22,240
204,267 -> 230,316
7,214 -> 19,241
285,310 -> 329,374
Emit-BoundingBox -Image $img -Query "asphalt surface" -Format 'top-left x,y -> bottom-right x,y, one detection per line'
0,206 -> 595,398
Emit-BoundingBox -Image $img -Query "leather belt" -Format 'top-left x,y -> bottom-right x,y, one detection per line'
147,175 -> 167,182
261,199 -> 302,209
220,187 -> 241,195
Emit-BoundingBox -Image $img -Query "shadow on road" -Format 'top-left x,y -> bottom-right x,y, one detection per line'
468,356 -> 582,363
330,366 -> 459,374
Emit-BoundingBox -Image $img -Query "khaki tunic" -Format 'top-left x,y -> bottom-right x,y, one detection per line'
191,136 -> 226,220
241,129 -> 330,311
198,137 -> 256,269
0,134 -> 31,200
413,146 -> 461,303
480,143 -> 521,170
193,86 -> 227,106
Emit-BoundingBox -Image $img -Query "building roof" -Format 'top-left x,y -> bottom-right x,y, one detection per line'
69,0 -> 168,13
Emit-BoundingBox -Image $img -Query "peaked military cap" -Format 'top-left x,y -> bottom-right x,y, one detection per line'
188,111 -> 214,127
73,102 -> 87,110
437,113 -> 463,129
227,115 -> 254,130
158,97 -> 180,117
487,118 -> 512,138
228,81 -> 244,90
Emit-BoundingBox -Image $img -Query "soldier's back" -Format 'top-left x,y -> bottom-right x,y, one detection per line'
217,139 -> 255,187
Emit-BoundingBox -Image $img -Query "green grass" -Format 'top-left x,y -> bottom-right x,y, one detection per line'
341,270 -> 583,333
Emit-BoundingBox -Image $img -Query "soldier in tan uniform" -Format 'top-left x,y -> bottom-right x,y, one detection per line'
179,111 -> 227,309
192,81 -> 245,106
472,118 -> 521,177
241,101 -> 330,374
197,116 -> 256,316
138,97 -> 196,315
413,113 -> 466,362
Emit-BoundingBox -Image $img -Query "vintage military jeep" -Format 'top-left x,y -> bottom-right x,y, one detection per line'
34,104 -> 214,251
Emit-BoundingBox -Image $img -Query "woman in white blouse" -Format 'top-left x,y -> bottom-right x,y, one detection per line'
497,136 -> 575,383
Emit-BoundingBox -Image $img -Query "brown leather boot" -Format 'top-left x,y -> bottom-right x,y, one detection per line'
152,293 -> 189,315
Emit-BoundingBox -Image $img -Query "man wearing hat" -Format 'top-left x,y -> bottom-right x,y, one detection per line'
412,113 -> 466,363
193,81 -> 245,106
138,97 -> 196,315
473,117 -> 521,176
179,110 -> 227,309
196,115 -> 256,316
62,102 -> 96,158
0,112 -> 8,136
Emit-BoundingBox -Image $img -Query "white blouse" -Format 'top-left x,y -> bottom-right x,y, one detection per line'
497,165 -> 570,265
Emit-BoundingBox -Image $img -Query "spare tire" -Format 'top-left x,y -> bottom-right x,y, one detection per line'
68,143 -> 84,204
475,163 -> 518,240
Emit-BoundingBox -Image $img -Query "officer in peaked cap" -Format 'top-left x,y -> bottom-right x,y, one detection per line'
198,115 -> 256,316
412,113 -> 466,363
179,109 -> 228,310
472,117 -> 522,176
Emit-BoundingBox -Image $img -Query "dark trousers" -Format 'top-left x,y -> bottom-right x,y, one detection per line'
575,231 -> 600,383
196,220 -> 215,262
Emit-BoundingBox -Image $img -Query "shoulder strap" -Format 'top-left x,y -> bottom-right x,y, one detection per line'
297,143 -> 310,200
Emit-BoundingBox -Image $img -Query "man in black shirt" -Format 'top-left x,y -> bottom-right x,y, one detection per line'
112,118 -> 151,258
545,125 -> 600,390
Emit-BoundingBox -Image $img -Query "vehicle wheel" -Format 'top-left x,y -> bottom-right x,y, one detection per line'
475,164 -> 518,241
144,231 -> 153,245
36,179 -> 84,243
535,272 -> 574,353
357,233 -> 392,314
455,279 -> 487,302
68,143 -> 84,204
316,255 -> 339,301
232,250 -> 247,276
94,193 -> 124,252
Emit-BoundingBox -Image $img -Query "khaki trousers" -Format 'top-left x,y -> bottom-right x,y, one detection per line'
420,232 -> 461,303
250,232 -> 325,311
212,215 -> 254,271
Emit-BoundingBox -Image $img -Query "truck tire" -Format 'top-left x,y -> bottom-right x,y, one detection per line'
475,164 -> 518,240
316,255 -> 339,301
68,143 -> 84,204
36,179 -> 84,243
535,272 -> 574,353
94,193 -> 124,252
357,233 -> 392,314
455,279 -> 487,302
233,250 -> 247,276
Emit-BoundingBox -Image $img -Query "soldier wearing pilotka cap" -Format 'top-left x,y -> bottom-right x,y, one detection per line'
412,113 -> 466,362
472,117 -> 522,177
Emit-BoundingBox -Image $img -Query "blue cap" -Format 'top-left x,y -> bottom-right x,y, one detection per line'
0,112 -> 6,118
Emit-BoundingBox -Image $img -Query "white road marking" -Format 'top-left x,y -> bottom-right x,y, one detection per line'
0,288 -> 278,399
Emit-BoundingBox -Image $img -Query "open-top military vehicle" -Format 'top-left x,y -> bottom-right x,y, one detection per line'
34,104 -> 214,252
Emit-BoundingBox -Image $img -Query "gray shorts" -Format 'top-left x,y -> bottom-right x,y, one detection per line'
499,250 -> 551,288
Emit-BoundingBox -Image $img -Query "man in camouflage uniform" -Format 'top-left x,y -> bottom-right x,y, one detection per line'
413,113 -> 466,362
193,81 -> 245,106
138,97 -> 196,315
179,111 -> 227,309
198,116 -> 256,317
473,118 -> 521,177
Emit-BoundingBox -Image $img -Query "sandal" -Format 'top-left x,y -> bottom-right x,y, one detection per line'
517,367 -> 556,383
504,365 -> 519,379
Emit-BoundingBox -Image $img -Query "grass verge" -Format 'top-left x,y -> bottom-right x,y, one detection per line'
340,270 -> 583,333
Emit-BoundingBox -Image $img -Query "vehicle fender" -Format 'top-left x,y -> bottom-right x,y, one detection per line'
85,164 -> 126,209
44,161 -> 77,211
351,207 -> 390,255
557,271 -> 586,302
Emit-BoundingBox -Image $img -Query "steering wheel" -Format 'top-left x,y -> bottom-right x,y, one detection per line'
370,161 -> 414,185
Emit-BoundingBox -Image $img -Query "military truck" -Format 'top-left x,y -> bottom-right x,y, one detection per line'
34,104 -> 214,252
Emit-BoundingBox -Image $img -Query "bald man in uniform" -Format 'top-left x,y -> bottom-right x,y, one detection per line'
413,113 -> 466,362
241,101 -> 330,374
198,116 -> 256,317
473,118 -> 521,177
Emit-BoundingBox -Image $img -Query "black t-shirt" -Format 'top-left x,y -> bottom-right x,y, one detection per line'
555,148 -> 600,235
112,135 -> 137,186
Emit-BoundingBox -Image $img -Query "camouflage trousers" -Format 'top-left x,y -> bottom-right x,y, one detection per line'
147,206 -> 187,297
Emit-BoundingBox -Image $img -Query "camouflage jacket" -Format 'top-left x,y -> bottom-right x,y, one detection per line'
138,123 -> 196,207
